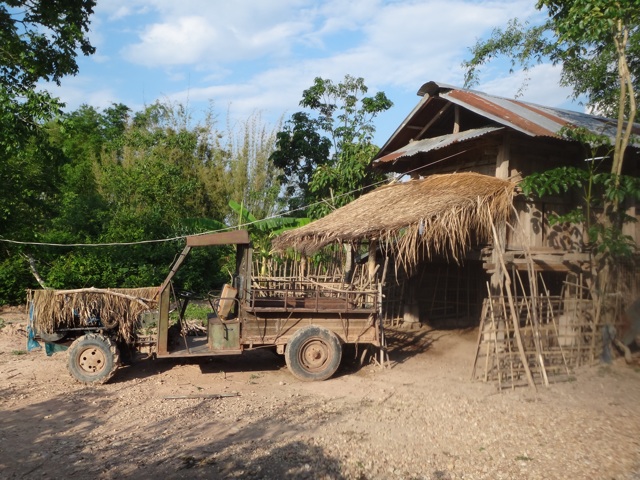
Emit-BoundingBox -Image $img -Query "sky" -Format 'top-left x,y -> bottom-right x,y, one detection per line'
46,0 -> 582,147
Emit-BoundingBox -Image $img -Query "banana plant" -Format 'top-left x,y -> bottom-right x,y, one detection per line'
229,200 -> 310,275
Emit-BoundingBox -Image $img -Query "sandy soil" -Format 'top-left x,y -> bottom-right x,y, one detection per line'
1,305 -> 640,480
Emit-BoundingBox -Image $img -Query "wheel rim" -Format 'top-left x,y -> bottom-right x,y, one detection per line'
298,338 -> 331,372
77,346 -> 107,375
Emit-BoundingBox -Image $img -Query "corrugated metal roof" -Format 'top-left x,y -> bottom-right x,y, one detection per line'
374,126 -> 503,165
440,85 -> 640,144
375,81 -> 640,161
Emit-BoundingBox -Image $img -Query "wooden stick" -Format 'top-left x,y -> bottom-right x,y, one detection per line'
471,295 -> 488,381
539,275 -> 571,376
490,215 -> 537,391
508,210 -> 549,387
23,254 -> 48,289
163,392 -> 240,400
52,287 -> 156,308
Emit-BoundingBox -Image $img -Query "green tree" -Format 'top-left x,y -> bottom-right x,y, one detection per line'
0,0 -> 96,303
229,200 -> 310,275
25,102 -> 232,296
463,3 -> 640,330
271,75 -> 393,218
0,0 -> 95,143
225,112 -> 284,222
271,112 -> 331,211
463,0 -> 638,177
0,96 -> 287,303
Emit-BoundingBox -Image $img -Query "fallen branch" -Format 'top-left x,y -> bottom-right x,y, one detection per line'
23,254 -> 48,289
52,287 -> 157,308
162,392 -> 240,400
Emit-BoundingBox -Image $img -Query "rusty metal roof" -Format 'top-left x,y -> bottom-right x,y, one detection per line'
375,81 -> 640,162
442,88 -> 636,140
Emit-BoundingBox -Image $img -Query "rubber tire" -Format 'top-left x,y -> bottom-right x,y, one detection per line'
285,326 -> 342,381
67,333 -> 120,385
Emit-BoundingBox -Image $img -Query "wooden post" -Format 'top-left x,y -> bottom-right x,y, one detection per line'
368,240 -> 378,284
344,243 -> 354,284
300,255 -> 307,279
453,105 -> 460,134
489,134 -> 511,346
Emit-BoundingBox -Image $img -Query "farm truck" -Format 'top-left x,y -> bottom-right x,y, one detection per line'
29,230 -> 382,384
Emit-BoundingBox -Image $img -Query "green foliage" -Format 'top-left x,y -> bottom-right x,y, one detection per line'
0,253 -> 37,303
520,166 -> 593,197
0,0 -> 98,304
0,98 -> 289,304
463,1 -> 639,120
0,1 -> 95,89
229,200 -> 310,273
0,0 -> 96,147
271,112 -> 332,210
308,142 -> 381,218
463,19 -> 554,97
170,303 -> 211,322
520,126 -> 640,259
521,165 -> 640,257
271,75 -> 392,218
229,200 -> 310,235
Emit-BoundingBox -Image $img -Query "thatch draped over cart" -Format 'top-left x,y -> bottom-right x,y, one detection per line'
273,172 -> 517,265
28,287 -> 159,343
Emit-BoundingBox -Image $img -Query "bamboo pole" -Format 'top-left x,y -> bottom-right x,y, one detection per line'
490,216 -> 537,391
539,275 -> 571,377
471,296 -> 489,380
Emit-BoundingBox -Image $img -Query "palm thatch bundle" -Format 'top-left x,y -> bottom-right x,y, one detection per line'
273,172 -> 517,266
27,287 -> 159,343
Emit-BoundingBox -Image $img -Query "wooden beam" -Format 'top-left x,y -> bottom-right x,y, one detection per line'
187,230 -> 250,246
453,105 -> 460,134
416,103 -> 452,139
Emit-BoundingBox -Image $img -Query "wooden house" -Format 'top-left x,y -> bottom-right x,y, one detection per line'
276,81 -> 640,386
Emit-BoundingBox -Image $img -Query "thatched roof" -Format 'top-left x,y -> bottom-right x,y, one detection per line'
273,172 -> 517,264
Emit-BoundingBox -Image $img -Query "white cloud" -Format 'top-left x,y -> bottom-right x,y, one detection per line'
478,63 -> 577,108
51,0 -> 588,147
124,16 -> 219,66
120,1 -> 316,67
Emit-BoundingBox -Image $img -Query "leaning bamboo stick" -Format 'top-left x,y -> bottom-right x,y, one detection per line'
490,215 -> 537,391
507,208 -> 549,387
539,275 -> 571,377
471,295 -> 489,381
496,287 -> 514,389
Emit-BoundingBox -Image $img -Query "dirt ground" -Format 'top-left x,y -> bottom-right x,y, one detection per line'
1,305 -> 640,480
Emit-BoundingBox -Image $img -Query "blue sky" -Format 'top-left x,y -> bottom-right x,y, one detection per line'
46,0 -> 581,146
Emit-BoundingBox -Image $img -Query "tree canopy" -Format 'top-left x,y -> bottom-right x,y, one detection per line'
0,0 -> 95,140
464,1 -> 640,266
463,0 -> 638,206
464,0 -> 638,120
271,75 -> 393,218
0,102 -> 286,304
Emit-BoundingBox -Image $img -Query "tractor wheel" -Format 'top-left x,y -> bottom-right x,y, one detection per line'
285,326 -> 342,381
67,333 -> 120,385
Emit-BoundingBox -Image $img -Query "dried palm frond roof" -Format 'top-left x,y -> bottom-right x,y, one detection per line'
273,172 -> 517,265
28,287 -> 158,344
